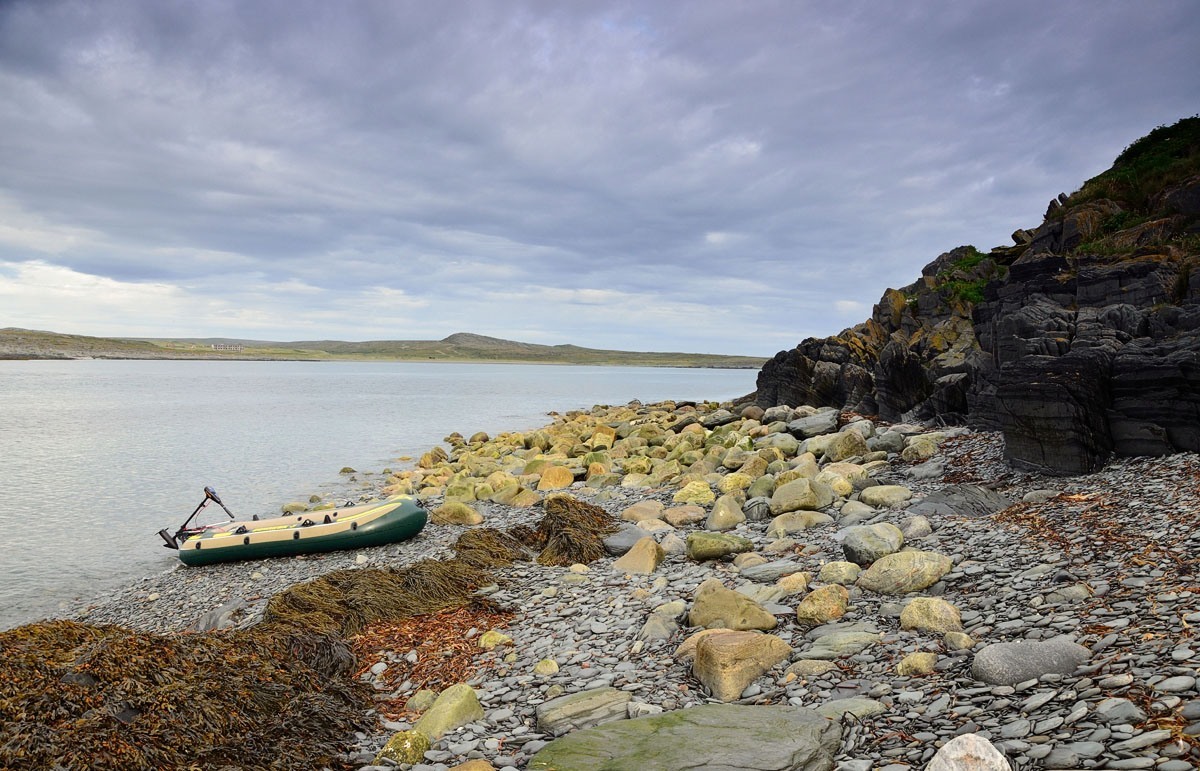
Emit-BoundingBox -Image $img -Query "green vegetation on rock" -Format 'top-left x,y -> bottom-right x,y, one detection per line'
1060,114 -> 1200,217
1071,115 -> 1200,212
933,245 -> 999,306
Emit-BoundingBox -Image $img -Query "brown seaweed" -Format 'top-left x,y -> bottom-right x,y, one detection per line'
532,496 -> 619,566
0,495 -> 620,770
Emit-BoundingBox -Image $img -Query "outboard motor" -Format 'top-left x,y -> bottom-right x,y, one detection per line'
159,486 -> 237,549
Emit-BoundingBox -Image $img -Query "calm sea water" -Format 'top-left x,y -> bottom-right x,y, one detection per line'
0,360 -> 753,629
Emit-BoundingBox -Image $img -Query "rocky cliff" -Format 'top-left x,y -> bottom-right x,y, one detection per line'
756,117 -> 1200,474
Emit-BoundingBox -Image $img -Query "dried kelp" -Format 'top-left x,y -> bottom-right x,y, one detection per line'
533,496 -> 619,566
262,560 -> 492,637
350,601 -> 514,720
452,527 -> 532,568
0,620 -> 368,771
505,522 -> 547,551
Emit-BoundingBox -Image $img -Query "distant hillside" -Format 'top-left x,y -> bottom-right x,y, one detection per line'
0,328 -> 765,369
0,328 -> 177,360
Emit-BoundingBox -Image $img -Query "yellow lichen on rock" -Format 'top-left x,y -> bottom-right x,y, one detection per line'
374,730 -> 431,765
673,480 -> 715,505
414,683 -> 485,740
478,630 -> 513,650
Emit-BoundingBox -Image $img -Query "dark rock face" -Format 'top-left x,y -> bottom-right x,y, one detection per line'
757,341 -> 879,417
993,351 -> 1114,473
758,245 -> 1199,474
972,250 -> 1198,473
757,246 -> 989,424
1163,174 -> 1200,218
756,118 -> 1200,475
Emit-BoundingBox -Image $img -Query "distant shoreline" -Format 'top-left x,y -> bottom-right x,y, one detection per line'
0,354 -> 760,369
0,327 -> 768,369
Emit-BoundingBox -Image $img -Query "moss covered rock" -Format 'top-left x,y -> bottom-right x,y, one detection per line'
414,683 -> 484,740
375,730 -> 431,765
528,704 -> 840,771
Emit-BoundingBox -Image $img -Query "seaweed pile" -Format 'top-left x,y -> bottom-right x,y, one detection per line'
533,495 -> 620,566
0,620 -> 366,770
350,602 -> 515,720
262,560 -> 493,638
0,496 -> 617,771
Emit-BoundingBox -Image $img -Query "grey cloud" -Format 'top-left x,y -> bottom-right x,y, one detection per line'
0,0 -> 1197,354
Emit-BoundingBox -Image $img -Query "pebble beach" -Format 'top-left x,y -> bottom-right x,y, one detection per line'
70,399 -> 1200,771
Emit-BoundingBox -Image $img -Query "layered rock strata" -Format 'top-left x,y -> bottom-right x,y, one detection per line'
756,118 -> 1200,474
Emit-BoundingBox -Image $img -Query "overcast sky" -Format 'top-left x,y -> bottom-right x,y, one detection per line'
0,1 -> 1197,355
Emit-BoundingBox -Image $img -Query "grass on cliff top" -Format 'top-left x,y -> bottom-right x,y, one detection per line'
1068,115 -> 1200,214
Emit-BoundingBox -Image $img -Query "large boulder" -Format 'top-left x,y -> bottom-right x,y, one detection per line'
970,636 -> 1091,685
739,559 -> 807,583
689,578 -> 778,631
621,500 -> 665,522
856,551 -> 953,595
857,485 -> 913,508
839,523 -> 904,566
927,734 -> 1012,771
900,597 -> 963,634
755,432 -> 801,456
766,510 -> 835,537
824,430 -> 869,462
909,484 -> 1011,518
430,501 -> 484,526
664,504 -> 707,527
413,684 -> 484,740
638,601 -> 687,641
686,532 -> 754,562
802,624 -> 883,660
612,537 -> 665,574
374,730 -> 431,765
537,466 -> 576,491
813,697 -> 887,721
674,480 -> 716,505
527,704 -> 841,771
769,478 -> 823,514
787,411 -> 840,438
692,630 -> 792,701
706,494 -> 746,531
896,651 -> 939,676
817,561 -> 861,585
794,584 -> 849,625
603,523 -> 651,556
590,424 -> 617,450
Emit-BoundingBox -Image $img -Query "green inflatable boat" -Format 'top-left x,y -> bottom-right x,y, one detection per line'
159,487 -> 427,567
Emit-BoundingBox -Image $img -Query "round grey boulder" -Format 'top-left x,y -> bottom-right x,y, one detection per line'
603,523 -> 650,556
970,636 -> 1090,685
840,523 -> 904,566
